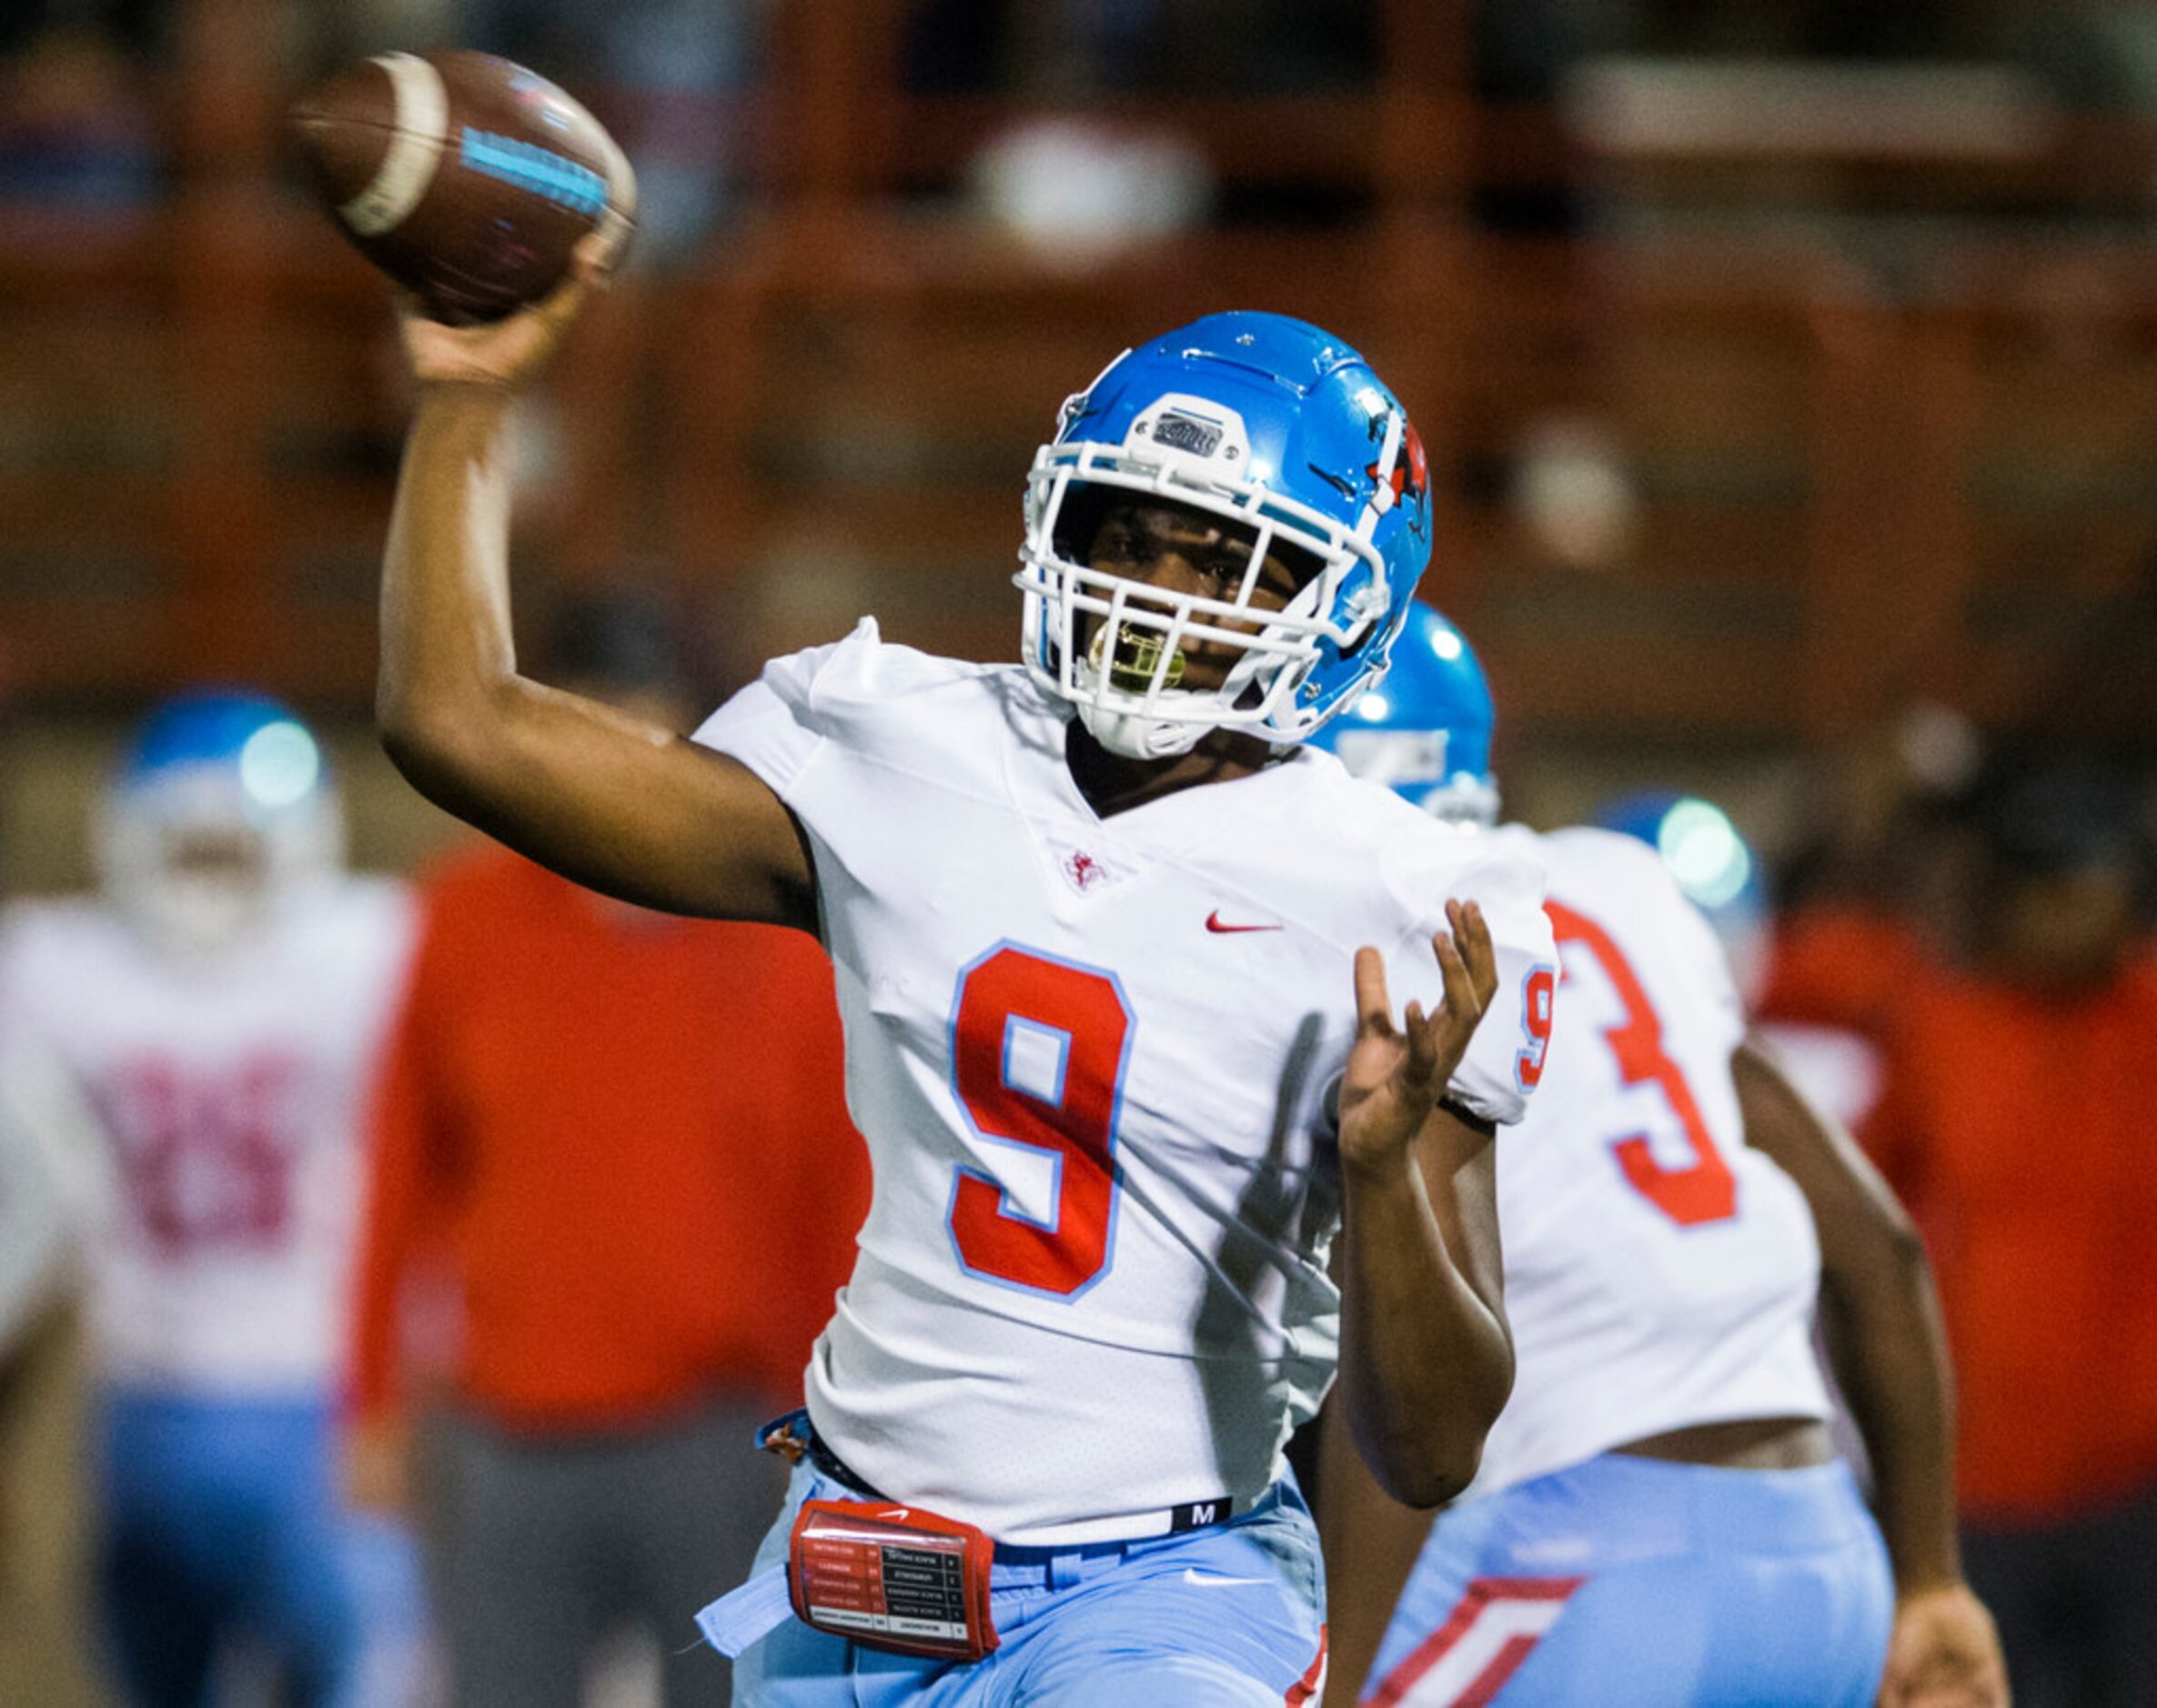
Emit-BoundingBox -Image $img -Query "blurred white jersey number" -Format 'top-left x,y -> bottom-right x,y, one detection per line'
0,883 -> 416,1395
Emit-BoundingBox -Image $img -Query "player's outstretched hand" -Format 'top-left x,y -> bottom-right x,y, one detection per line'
398,210 -> 632,392
1336,899 -> 1499,1175
1878,1584 -> 2010,1708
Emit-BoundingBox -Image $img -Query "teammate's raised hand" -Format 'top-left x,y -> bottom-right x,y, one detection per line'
1337,899 -> 1499,1173
398,211 -> 631,392
1878,1584 -> 2010,1708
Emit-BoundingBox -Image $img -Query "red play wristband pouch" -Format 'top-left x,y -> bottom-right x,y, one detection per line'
787,1498 -> 1000,1663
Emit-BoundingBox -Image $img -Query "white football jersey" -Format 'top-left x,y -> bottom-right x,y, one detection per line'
1468,827 -> 1829,1499
0,879 -> 417,1396
695,621 -> 1556,1545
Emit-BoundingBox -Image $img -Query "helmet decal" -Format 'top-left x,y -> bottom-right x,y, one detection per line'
1370,418 -> 1429,527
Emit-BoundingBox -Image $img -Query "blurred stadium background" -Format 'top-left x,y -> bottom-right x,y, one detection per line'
9,5 -> 2157,1704
6,0 -> 2156,894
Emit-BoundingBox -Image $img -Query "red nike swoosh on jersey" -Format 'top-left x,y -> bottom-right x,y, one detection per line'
1206,911 -> 1283,934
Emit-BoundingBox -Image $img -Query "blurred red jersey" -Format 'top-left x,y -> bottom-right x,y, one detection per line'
350,844 -> 868,1430
1760,904 -> 1922,1041
1864,949 -> 2157,1520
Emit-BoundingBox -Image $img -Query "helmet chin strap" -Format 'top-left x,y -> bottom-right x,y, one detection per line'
1074,698 -> 1208,760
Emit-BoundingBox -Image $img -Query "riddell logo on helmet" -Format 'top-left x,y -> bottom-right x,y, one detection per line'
1121,395 -> 1249,467
1151,412 -> 1225,457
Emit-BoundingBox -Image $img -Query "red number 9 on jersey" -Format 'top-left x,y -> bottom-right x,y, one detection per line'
947,945 -> 1134,1298
1516,965 -> 1557,1090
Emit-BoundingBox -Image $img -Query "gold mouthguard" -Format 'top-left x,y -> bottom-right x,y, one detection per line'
1094,623 -> 1188,693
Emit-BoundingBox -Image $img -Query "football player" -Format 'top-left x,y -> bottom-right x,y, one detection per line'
0,691 -> 426,1708
1310,605 -> 2007,1707
374,243 -> 1559,1703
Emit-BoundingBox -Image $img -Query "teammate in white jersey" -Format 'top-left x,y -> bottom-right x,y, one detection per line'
373,233 -> 1558,1703
0,691 -> 425,1708
1311,605 -> 2007,1707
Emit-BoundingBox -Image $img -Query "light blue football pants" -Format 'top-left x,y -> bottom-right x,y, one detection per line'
1360,1454 -> 1893,1706
96,1389 -> 427,1708
726,1459 -> 1329,1706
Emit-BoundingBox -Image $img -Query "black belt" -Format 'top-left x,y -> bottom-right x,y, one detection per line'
758,1408 -> 889,1500
803,1426 -> 887,1500
755,1408 -> 1237,1542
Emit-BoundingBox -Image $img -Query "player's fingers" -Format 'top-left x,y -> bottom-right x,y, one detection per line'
1454,898 -> 1500,1008
393,287 -> 466,351
1880,1628 -> 1994,1708
572,222 -> 629,289
532,256 -> 597,331
1879,1655 -> 1954,1703
1431,927 -> 1485,1042
1891,1681 -> 1990,1708
1400,1000 -> 1439,1092
398,306 -> 495,386
1352,946 -> 1396,1036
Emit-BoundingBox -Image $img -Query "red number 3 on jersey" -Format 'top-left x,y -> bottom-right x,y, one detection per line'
1547,901 -> 1739,1229
947,945 -> 1134,1298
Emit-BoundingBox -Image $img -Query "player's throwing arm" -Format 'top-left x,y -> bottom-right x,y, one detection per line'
283,51 -> 795,924
1334,899 -> 1516,1507
376,228 -> 818,931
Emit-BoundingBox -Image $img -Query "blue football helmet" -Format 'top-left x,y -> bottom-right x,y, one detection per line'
96,689 -> 342,958
1595,789 -> 1770,1003
1305,600 -> 1499,827
1017,311 -> 1433,759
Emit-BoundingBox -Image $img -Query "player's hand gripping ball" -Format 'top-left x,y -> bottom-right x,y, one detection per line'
290,49 -> 634,325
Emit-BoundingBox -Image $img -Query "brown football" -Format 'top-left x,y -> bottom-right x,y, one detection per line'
289,49 -> 633,325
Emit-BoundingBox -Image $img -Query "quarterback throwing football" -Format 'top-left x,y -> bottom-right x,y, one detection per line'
376,242 -> 1557,1703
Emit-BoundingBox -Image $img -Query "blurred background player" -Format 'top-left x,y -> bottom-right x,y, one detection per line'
344,588 -> 871,1708
0,689 -> 426,1708
1860,757 -> 2157,1708
0,985 -> 106,1706
1312,605 -> 2006,1707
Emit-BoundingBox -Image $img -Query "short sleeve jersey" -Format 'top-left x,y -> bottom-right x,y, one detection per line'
1468,828 -> 1830,1499
695,621 -> 1556,1545
0,879 -> 417,1397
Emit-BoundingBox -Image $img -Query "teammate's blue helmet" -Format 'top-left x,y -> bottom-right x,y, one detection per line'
1595,789 -> 1770,1001
96,689 -> 342,958
1017,311 -> 1432,759
1305,601 -> 1499,827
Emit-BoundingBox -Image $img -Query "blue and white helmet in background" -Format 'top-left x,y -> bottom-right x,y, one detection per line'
1306,600 -> 1500,827
1017,311 -> 1432,759
1595,789 -> 1771,1004
96,689 -> 343,959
